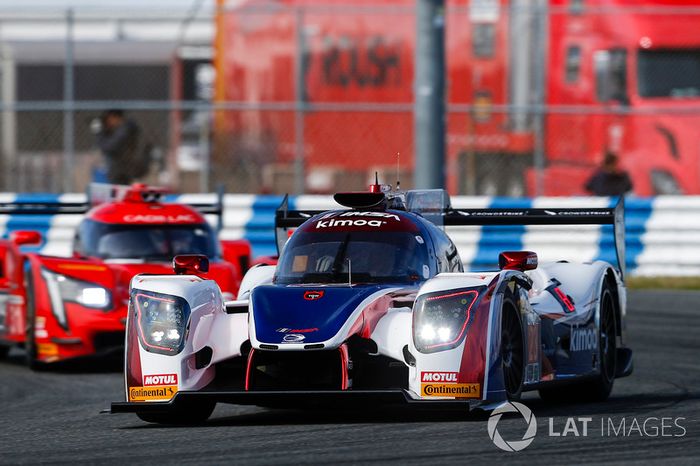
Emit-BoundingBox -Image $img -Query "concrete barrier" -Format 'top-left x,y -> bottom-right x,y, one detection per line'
0,193 -> 692,276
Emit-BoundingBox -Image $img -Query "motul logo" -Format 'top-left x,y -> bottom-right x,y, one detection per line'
143,373 -> 178,386
421,371 -> 458,383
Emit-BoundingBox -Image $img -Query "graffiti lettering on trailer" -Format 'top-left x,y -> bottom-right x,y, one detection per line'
321,35 -> 401,88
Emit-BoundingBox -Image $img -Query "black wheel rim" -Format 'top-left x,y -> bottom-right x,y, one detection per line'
502,307 -> 523,397
600,292 -> 617,382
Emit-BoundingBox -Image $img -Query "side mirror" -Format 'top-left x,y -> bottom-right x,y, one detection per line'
10,230 -> 42,246
173,254 -> 209,275
498,251 -> 538,272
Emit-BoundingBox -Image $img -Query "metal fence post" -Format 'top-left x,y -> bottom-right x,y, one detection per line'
532,0 -> 548,197
63,8 -> 75,193
414,0 -> 446,189
199,110 -> 210,193
0,45 -> 16,192
293,6 -> 306,195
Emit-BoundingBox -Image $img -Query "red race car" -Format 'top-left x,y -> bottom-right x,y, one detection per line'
0,184 -> 251,368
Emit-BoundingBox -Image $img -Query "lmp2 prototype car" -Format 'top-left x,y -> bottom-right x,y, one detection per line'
0,184 -> 251,367
111,184 -> 632,424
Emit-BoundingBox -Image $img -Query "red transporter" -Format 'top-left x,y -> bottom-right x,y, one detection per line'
216,0 -> 700,196
0,185 -> 251,367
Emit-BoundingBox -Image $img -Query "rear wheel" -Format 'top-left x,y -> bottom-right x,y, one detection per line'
501,299 -> 524,400
136,400 -> 215,425
578,285 -> 617,401
539,283 -> 617,403
0,345 -> 10,359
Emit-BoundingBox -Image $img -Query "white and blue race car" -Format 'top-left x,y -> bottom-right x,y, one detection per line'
111,185 -> 632,424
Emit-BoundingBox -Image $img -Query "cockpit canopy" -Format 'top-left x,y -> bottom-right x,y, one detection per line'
274,212 -> 432,285
74,219 -> 219,261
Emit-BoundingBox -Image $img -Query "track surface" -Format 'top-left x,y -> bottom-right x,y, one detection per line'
1,290 -> 698,465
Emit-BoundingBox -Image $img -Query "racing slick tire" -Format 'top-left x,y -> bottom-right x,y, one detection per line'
136,400 -> 216,425
539,282 -> 618,403
501,295 -> 524,401
24,274 -> 46,371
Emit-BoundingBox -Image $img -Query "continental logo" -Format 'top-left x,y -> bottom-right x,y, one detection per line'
129,385 -> 178,402
37,342 -> 59,357
421,383 -> 481,398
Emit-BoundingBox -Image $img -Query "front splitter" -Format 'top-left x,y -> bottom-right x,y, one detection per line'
110,389 -> 473,413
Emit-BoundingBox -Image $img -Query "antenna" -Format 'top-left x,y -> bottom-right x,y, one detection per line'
375,171 -> 379,185
347,258 -> 352,287
396,152 -> 401,190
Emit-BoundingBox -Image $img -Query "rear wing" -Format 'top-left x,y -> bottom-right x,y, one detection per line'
167,186 -> 226,231
0,199 -> 89,215
274,195 -> 325,255
275,194 -> 626,277
0,185 -> 227,230
444,197 -> 626,277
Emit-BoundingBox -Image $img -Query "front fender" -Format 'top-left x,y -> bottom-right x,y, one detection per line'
124,275 -> 227,403
408,270 -> 539,404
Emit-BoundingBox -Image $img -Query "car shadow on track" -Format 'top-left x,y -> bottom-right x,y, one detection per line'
120,389 -> 700,429
2,348 -> 123,373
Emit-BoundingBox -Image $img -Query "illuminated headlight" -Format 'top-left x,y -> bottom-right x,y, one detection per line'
413,287 -> 484,353
41,269 -> 112,329
132,290 -> 190,356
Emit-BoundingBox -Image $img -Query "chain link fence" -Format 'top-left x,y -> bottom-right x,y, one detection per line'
2,1 -> 700,196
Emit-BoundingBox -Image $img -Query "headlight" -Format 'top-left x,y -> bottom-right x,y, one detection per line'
41,269 -> 112,329
132,290 -> 190,356
413,287 -> 484,353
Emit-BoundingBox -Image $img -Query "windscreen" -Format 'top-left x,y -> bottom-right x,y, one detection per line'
75,219 -> 218,260
275,230 -> 431,285
638,49 -> 700,98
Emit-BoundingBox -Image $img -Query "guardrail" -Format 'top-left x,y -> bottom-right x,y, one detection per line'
0,193 -> 694,276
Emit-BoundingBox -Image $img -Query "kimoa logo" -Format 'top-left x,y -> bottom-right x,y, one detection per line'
487,402 -> 538,452
570,327 -> 598,352
316,218 -> 386,228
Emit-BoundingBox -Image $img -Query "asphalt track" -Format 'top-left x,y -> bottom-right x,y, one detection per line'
1,290 -> 698,465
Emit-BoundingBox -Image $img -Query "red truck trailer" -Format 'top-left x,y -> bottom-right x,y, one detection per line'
214,0 -> 700,196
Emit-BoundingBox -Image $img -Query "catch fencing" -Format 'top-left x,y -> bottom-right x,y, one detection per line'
0,193 -> 695,277
3,2 -> 700,196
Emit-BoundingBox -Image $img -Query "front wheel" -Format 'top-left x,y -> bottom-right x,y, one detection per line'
24,275 -> 45,371
501,299 -> 524,400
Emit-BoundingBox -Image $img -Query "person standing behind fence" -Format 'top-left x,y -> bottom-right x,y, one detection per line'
91,109 -> 143,184
584,151 -> 633,196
